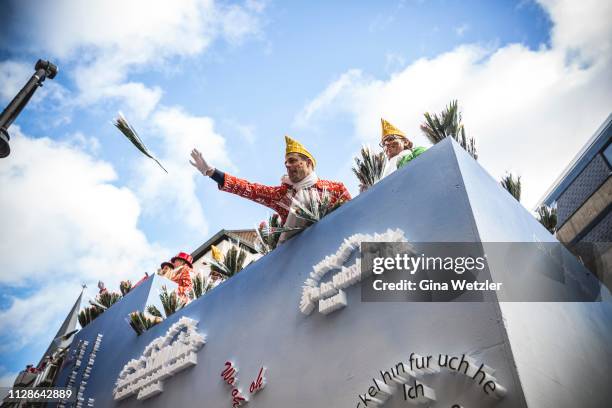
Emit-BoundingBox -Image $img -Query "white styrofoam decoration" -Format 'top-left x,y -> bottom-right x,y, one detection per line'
300,228 -> 407,315
113,317 -> 206,401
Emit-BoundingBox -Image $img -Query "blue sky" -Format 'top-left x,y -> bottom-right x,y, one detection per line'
0,0 -> 610,385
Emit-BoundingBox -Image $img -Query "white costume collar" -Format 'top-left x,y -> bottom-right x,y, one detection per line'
281,171 -> 319,190
279,171 -> 320,243
382,149 -> 411,178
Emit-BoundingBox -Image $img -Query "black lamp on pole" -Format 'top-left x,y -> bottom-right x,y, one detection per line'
0,59 -> 58,158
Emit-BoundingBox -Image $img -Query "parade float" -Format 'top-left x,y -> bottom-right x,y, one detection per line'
8,138 -> 612,408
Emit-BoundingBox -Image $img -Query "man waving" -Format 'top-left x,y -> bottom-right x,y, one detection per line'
190,136 -> 351,242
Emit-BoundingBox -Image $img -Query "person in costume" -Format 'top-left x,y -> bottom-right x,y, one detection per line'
207,245 -> 226,287
380,118 -> 427,178
208,245 -> 230,288
157,261 -> 174,279
208,270 -> 226,287
97,280 -> 107,294
170,252 -> 193,302
190,135 -> 351,242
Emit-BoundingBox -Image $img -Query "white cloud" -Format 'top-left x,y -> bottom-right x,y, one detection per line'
541,0 -> 612,61
0,281 -> 83,354
0,61 -> 30,104
295,0 -> 612,210
295,69 -> 366,127
0,127 -> 164,286
9,0 -> 265,118
63,131 -> 101,154
0,60 -> 71,113
0,127 -> 176,365
219,3 -> 264,45
98,83 -> 163,120
0,371 -> 19,387
130,106 -> 234,235
225,119 -> 257,144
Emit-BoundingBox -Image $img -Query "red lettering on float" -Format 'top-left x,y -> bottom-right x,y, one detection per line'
221,361 -> 266,407
221,361 -> 236,386
249,367 -> 266,394
231,388 -> 247,407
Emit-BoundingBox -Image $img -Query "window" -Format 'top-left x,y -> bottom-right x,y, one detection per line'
603,142 -> 612,168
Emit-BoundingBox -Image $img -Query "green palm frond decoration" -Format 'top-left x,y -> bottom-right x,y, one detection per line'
191,273 -> 204,299
536,205 -> 557,234
188,273 -> 215,300
92,291 -> 122,309
80,290 -> 122,327
128,311 -> 159,336
420,100 -> 478,160
119,280 -> 132,296
352,145 -> 387,188
255,214 -> 300,254
146,275 -> 210,325
500,173 -> 522,202
146,305 -> 163,318
223,245 -> 248,276
78,306 -> 103,328
159,285 -> 185,317
113,112 -> 168,173
209,243 -> 251,278
206,257 -> 231,277
143,285 -> 188,328
289,188 -> 346,226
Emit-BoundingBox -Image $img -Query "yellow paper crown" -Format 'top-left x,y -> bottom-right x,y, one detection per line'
285,135 -> 316,167
381,118 -> 406,141
211,245 -> 223,262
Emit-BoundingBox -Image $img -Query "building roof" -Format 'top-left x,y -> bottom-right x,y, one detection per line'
191,229 -> 258,262
538,113 -> 612,207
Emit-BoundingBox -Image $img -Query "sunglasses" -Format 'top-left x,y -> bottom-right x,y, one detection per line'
379,136 -> 402,148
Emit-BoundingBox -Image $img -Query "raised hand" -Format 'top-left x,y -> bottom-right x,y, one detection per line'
190,148 -> 214,176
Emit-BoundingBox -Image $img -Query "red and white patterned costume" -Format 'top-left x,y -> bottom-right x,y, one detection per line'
219,173 -> 351,224
171,266 -> 193,302
170,252 -> 194,302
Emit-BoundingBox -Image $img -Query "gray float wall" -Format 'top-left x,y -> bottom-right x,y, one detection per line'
454,140 -> 612,408
53,139 -> 611,408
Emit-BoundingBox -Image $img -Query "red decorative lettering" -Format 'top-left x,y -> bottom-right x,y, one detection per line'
249,367 -> 266,394
221,361 -> 266,407
221,361 -> 236,386
231,388 -> 247,407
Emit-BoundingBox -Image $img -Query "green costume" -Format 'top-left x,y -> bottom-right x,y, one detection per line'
397,146 -> 427,169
